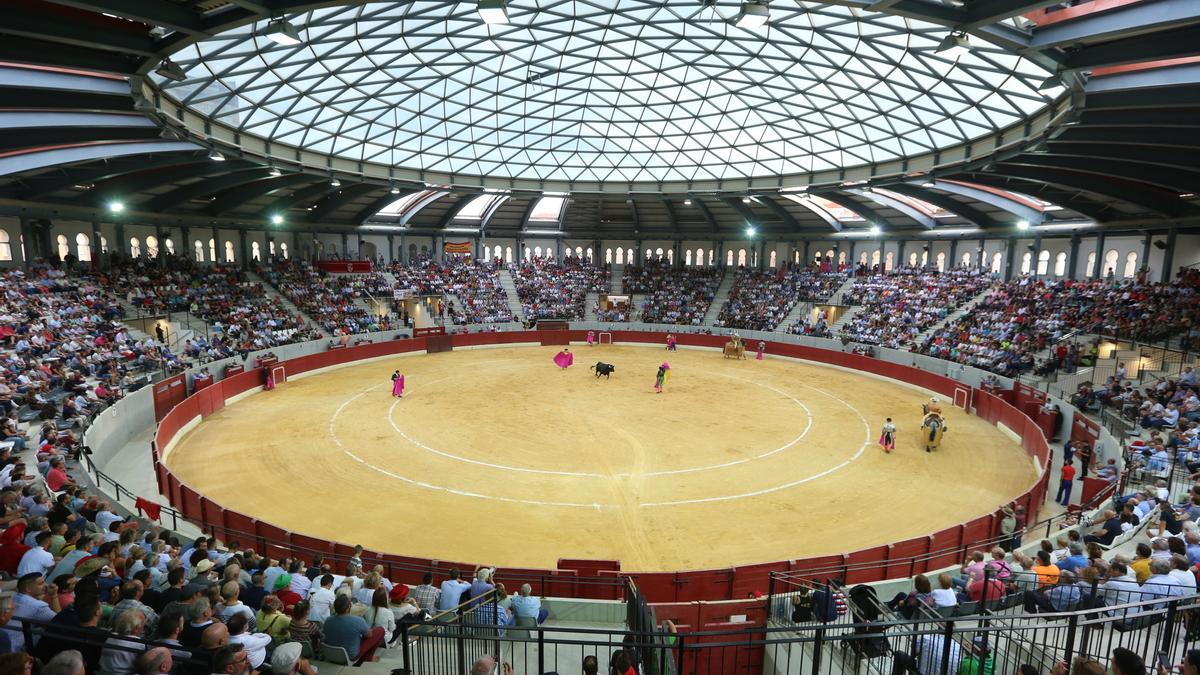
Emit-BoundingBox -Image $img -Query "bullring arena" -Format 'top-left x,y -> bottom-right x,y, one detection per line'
4,1 -> 1200,673
163,343 -> 1039,572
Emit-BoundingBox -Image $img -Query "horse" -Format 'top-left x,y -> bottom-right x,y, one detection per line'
723,339 -> 746,360
921,414 -> 946,452
590,362 -> 615,379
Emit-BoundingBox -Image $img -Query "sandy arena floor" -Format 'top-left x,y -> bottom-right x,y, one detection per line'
164,345 -> 1040,572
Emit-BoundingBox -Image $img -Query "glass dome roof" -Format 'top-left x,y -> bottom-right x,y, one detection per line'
158,0 -> 1058,185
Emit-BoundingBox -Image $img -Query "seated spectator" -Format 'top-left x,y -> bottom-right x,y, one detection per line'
510,583 -> 548,624
323,594 -> 385,665
225,612 -> 273,670
99,610 -> 147,675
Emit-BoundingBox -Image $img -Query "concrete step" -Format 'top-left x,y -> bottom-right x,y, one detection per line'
828,275 -> 860,306
610,265 -> 624,294
247,270 -> 330,336
831,306 -> 863,332
779,300 -> 814,333
497,268 -> 526,323
701,267 -> 734,325
584,291 -> 599,321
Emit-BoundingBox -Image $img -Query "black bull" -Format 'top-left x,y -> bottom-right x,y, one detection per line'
591,362 -> 615,378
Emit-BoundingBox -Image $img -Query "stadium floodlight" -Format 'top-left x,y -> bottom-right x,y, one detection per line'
207,148 -> 225,161
935,32 -> 971,59
869,225 -> 881,235
1016,220 -> 1031,230
154,59 -> 186,82
477,0 -> 509,24
745,225 -> 756,237
390,184 -> 401,194
264,18 -> 303,46
330,176 -> 342,187
268,166 -> 282,177
271,214 -> 284,225
683,199 -> 692,206
735,2 -> 770,28
108,201 -> 125,214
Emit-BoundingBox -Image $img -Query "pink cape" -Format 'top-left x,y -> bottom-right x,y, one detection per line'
264,370 -> 275,391
553,351 -> 574,368
392,375 -> 405,396
586,332 -> 595,345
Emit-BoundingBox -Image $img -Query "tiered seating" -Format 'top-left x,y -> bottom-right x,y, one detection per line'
387,258 -> 514,324
624,260 -> 721,325
716,267 -> 848,331
839,268 -> 992,348
508,257 -> 609,320
260,261 -> 391,335
101,259 -> 318,351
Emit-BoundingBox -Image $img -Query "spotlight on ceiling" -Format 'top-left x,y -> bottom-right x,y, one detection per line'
271,214 -> 284,225
735,1 -> 770,28
390,184 -> 401,195
154,59 -> 186,82
330,176 -> 342,187
1016,220 -> 1031,231
207,148 -> 225,162
263,17 -> 303,46
268,166 -> 282,177
477,0 -> 509,24
745,225 -> 757,237
108,201 -> 125,214
935,32 -> 971,58
683,199 -> 692,206
742,197 -> 752,204
869,225 -> 881,235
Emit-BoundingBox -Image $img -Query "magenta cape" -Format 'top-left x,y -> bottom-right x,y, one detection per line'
553,351 -> 574,368
392,375 -> 405,396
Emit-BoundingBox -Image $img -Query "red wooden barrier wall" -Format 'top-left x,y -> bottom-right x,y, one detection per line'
149,332 -> 1053,602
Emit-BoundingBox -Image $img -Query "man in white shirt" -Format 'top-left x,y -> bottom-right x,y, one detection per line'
1143,559 -> 1186,609
225,613 -> 273,669
308,574 -> 336,623
95,506 -> 125,532
1100,562 -> 1143,611
17,532 -> 56,578
216,582 -> 256,630
288,560 -> 312,599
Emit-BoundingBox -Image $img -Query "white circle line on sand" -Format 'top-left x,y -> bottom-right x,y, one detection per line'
639,380 -> 874,507
385,368 -> 815,478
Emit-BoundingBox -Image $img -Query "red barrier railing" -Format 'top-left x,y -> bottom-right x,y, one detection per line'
148,331 -> 1053,602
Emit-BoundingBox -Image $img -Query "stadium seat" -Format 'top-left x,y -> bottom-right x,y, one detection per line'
319,644 -> 352,665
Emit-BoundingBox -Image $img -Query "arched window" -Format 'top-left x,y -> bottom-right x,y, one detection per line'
655,247 -> 664,259
0,230 -> 10,261
252,242 -> 261,261
825,249 -> 834,261
194,240 -> 204,261
908,252 -> 918,267
224,241 -> 235,262
280,242 -> 289,259
884,251 -> 894,271
859,251 -> 868,266
991,252 -> 1002,274
1036,250 -> 1050,276
737,249 -> 747,266
685,249 -> 693,266
504,246 -> 512,263
667,249 -> 673,264
1054,252 -> 1067,277
838,250 -> 847,266
57,234 -> 70,260
269,241 -> 276,257
75,233 -> 91,262
575,246 -> 583,258
727,249 -> 734,266
546,248 -> 554,260
534,246 -> 543,258
145,235 -> 159,259
525,247 -> 532,261
165,238 -> 174,255
1104,249 -> 1119,277
209,238 -> 216,262
605,248 -> 613,264
1020,252 -> 1032,274
627,249 -> 634,263
1085,251 -> 1095,278
961,252 -> 972,267
586,247 -> 593,261
872,250 -> 881,267
769,250 -> 777,268
793,250 -> 800,264
936,252 -> 946,272
645,249 -> 653,260
695,248 -> 703,266
614,248 -> 623,264
920,250 -> 928,266
130,237 -> 141,258
100,237 -> 108,254
1123,251 -> 1137,279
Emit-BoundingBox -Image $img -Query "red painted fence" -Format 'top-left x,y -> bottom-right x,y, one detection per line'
150,331 -> 1052,602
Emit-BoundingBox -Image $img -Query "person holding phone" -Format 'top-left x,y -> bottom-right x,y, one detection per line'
470,654 -> 513,675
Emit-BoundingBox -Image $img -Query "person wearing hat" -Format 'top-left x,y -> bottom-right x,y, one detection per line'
271,641 -> 320,675
191,558 -> 215,581
274,573 -> 302,611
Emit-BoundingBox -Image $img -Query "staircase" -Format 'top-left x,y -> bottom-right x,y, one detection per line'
245,271 -> 328,336
701,267 -> 735,325
497,268 -> 525,322
584,292 -> 599,321
611,264 -> 625,294
828,275 -> 859,305
831,306 -> 864,333
778,301 -> 814,333
379,270 -> 399,288
912,283 -> 997,342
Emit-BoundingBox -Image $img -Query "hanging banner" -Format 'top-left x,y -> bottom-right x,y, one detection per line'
444,241 -> 472,254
